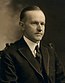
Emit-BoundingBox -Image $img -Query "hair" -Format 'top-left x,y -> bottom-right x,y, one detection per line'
20,5 -> 43,21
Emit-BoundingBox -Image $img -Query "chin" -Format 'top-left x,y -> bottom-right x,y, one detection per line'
34,38 -> 42,43
36,37 -> 42,41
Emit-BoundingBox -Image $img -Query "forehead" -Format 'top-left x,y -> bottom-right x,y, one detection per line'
24,10 -> 45,21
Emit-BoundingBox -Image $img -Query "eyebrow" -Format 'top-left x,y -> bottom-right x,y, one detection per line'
31,21 -> 45,25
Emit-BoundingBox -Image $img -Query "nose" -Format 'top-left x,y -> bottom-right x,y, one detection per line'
37,23 -> 42,31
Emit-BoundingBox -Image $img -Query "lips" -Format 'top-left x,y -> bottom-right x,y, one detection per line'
35,32 -> 42,35
35,33 -> 43,37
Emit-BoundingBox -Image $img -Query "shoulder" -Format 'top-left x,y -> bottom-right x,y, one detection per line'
41,41 -> 57,57
3,38 -> 22,53
41,41 -> 55,51
0,42 -> 18,60
3,43 -> 16,53
1,37 -> 24,58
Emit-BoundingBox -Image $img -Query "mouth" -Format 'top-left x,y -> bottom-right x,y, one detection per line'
35,32 -> 42,35
35,33 -> 43,37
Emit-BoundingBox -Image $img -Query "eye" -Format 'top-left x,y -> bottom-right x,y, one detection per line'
31,21 -> 39,25
41,22 -> 45,26
30,21 -> 45,26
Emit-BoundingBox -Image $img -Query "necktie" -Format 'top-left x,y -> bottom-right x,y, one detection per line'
35,45 -> 41,63
35,46 -> 51,83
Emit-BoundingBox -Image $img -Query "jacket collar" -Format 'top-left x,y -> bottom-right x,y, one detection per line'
16,37 -> 49,77
16,37 -> 43,78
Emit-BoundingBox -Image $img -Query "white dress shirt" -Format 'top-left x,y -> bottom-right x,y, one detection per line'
23,36 -> 40,57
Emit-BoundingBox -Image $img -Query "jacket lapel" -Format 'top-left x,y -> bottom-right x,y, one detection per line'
40,44 -> 50,76
17,38 -> 43,78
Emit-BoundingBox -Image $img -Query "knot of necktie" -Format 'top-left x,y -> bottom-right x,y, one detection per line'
35,45 -> 39,53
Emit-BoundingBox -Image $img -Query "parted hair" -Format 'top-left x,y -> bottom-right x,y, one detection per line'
20,5 -> 42,21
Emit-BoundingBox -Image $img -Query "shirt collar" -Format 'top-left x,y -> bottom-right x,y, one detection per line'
23,36 -> 40,57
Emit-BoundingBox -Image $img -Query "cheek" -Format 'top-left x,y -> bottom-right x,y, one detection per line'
27,26 -> 36,33
42,26 -> 45,32
25,28 -> 33,35
42,27 -> 45,35
24,24 -> 36,34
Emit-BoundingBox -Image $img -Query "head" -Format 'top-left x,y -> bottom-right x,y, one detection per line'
19,5 -> 45,43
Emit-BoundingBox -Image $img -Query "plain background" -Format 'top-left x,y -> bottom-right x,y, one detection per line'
0,0 -> 65,72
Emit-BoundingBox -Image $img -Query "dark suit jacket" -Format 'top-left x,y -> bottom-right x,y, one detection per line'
0,37 -> 65,83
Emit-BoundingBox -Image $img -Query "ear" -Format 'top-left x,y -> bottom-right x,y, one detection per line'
19,21 -> 24,26
19,21 -> 25,31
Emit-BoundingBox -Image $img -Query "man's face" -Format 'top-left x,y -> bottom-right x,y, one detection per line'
22,10 -> 45,43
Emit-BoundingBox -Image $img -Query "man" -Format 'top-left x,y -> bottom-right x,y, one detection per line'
0,6 -> 65,83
